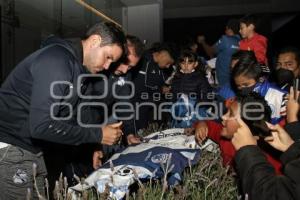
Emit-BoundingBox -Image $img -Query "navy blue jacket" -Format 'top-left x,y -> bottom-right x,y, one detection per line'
0,37 -> 102,153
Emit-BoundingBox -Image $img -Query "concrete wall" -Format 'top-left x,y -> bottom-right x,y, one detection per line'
0,0 -> 124,83
122,3 -> 163,47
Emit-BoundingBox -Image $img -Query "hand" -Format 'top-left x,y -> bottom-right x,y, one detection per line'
194,121 -> 208,143
231,117 -> 257,151
92,150 -> 103,170
101,121 -> 123,145
162,86 -> 171,94
127,134 -> 141,145
287,86 -> 299,123
184,127 -> 195,136
264,122 -> 294,152
197,35 -> 206,44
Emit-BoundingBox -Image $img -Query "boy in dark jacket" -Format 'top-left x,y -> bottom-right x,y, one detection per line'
131,43 -> 176,131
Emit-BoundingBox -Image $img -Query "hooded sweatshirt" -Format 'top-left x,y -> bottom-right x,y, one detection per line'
0,36 -> 102,153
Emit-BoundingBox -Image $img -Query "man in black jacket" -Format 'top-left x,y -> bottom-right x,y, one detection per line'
232,116 -> 300,200
59,35 -> 145,185
131,43 -> 176,131
0,22 -> 126,199
275,46 -> 300,89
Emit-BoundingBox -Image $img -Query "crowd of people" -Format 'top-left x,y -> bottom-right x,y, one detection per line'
0,14 -> 300,199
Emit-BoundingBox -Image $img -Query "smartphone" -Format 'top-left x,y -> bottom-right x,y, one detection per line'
293,78 -> 299,92
252,121 -> 272,138
293,78 -> 299,101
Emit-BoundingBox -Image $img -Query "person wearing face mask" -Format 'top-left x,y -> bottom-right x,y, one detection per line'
170,50 -> 213,128
275,46 -> 300,90
232,61 -> 287,124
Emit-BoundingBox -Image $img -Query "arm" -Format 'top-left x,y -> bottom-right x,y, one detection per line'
285,122 -> 300,140
280,142 -> 300,200
235,145 -> 295,200
233,118 -> 297,199
253,36 -> 268,64
29,47 -> 101,145
198,74 -> 213,102
286,86 -> 299,123
194,120 -> 223,143
281,85 -> 299,140
197,35 -> 215,58
112,78 -> 141,145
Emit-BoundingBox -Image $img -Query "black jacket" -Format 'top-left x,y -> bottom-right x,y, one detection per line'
82,72 -> 136,136
171,69 -> 212,102
0,37 -> 101,153
132,52 -> 167,101
285,121 -> 300,141
235,142 -> 300,200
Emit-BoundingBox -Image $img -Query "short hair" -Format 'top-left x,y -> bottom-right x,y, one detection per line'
178,50 -> 198,63
226,19 -> 240,35
175,50 -> 203,75
85,22 -> 126,50
278,46 -> 300,65
231,50 -> 257,65
126,35 -> 145,58
237,92 -> 272,136
181,37 -> 197,51
232,60 -> 262,82
149,42 -> 178,61
240,14 -> 258,29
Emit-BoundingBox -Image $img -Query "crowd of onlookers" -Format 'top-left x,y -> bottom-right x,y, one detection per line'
0,14 -> 300,199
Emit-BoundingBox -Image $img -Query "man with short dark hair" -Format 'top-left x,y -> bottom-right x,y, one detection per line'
276,46 -> 300,83
0,22 -> 126,199
57,35 -> 145,186
131,43 -> 176,131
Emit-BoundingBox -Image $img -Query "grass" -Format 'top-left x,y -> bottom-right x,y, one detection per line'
126,149 -> 239,200
30,123 -> 239,200
126,123 -> 239,200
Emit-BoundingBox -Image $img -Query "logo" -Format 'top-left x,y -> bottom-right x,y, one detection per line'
116,166 -> 134,176
151,153 -> 169,163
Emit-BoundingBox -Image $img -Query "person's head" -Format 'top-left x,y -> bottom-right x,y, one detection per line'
239,15 -> 258,39
82,22 -> 126,74
232,61 -> 262,95
225,19 -> 240,36
221,92 -> 271,139
114,35 -> 144,75
151,43 -> 176,69
276,46 -> 300,78
231,50 -> 257,69
178,50 -> 198,74
182,38 -> 198,53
